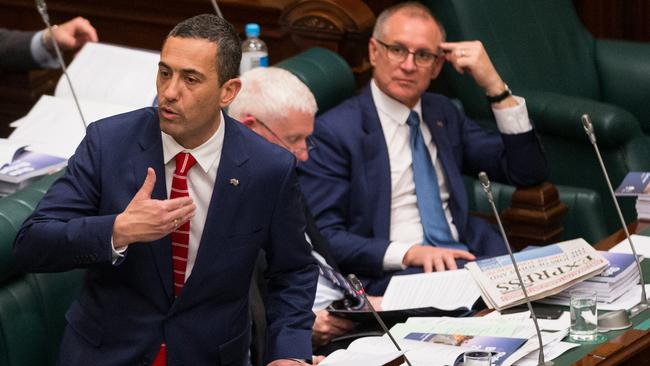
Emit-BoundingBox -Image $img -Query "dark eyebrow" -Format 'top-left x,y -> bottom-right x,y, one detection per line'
158,61 -> 206,79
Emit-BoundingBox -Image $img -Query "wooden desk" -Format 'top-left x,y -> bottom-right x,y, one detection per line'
558,220 -> 650,365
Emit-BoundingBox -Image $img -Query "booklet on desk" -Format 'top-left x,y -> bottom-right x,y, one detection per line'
0,147 -> 67,196
614,172 -> 650,196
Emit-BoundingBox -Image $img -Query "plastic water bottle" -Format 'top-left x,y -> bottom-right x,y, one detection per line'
240,23 -> 268,74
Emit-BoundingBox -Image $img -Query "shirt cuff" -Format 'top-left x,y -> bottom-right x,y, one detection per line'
30,30 -> 59,69
110,236 -> 127,265
383,241 -> 418,270
492,96 -> 532,134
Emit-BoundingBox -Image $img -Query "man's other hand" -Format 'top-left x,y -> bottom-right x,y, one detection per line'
43,16 -> 98,51
312,309 -> 355,346
403,245 -> 476,272
112,167 -> 196,248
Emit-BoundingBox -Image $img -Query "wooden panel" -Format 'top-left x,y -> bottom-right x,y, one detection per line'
0,0 -> 375,136
573,0 -> 650,41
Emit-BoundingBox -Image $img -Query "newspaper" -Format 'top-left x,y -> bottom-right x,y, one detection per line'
465,238 -> 607,311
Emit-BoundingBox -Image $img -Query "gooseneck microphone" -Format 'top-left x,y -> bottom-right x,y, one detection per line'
581,114 -> 648,316
35,0 -> 87,129
209,0 -> 224,18
479,172 -> 552,366
346,274 -> 412,366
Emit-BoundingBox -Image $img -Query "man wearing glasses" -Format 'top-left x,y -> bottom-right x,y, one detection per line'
229,67 -> 383,356
297,2 -> 547,295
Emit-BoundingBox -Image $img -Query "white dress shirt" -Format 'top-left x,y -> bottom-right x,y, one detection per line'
369,80 -> 532,270
30,30 -> 59,69
161,113 -> 225,280
111,111 -> 225,279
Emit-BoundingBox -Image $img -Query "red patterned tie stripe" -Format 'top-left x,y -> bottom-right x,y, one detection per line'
153,152 -> 196,366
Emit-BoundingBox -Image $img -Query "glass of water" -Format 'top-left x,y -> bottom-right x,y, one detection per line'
570,289 -> 605,343
463,351 -> 492,366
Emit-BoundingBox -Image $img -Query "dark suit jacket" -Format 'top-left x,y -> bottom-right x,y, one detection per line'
14,108 -> 318,366
0,28 -> 40,72
297,86 -> 547,294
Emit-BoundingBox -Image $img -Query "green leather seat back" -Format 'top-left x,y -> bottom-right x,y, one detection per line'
0,172 -> 84,366
423,0 -> 599,120
275,47 -> 355,114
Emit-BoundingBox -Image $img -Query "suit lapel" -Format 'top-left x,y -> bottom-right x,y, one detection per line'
421,101 -> 468,236
128,113 -> 174,302
360,88 -> 391,239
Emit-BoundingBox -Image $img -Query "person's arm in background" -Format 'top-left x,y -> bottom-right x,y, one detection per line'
0,16 -> 97,72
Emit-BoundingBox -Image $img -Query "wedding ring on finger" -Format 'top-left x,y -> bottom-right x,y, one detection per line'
459,49 -> 466,57
172,218 -> 179,227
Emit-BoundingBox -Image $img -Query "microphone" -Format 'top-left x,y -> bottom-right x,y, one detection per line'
581,114 -> 648,316
209,0 -> 224,18
34,0 -> 87,129
478,172 -> 552,366
346,274 -> 412,366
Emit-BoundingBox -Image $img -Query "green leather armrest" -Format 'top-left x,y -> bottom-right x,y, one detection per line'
521,90 -> 641,147
596,39 -> 650,133
275,47 -> 355,114
0,172 -> 62,279
464,176 -> 609,245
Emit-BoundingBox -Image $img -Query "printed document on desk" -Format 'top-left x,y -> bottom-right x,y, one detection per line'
609,234 -> 650,257
381,269 -> 481,311
466,238 -> 607,311
9,43 -> 160,158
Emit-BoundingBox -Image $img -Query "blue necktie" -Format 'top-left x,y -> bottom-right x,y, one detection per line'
406,111 -> 467,251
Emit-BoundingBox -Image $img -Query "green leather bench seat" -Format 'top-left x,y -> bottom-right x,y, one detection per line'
0,172 -> 84,366
422,0 -> 650,233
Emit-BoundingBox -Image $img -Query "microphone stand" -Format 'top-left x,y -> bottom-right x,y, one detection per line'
478,172 -> 552,366
35,0 -> 87,128
581,114 -> 649,316
209,0 -> 224,18
347,274 -> 413,366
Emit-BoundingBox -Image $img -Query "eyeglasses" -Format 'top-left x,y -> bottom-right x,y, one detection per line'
374,38 -> 442,67
255,118 -> 316,157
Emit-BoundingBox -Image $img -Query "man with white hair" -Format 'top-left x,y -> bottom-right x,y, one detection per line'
230,67 -> 382,354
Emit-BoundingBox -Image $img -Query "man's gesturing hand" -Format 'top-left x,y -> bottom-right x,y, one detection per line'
112,168 -> 196,248
403,245 -> 476,272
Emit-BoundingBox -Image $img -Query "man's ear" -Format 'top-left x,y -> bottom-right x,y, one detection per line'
219,78 -> 242,107
368,38 -> 378,67
241,115 -> 256,127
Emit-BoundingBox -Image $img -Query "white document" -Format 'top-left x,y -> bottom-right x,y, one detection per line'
0,139 -> 28,165
381,269 -> 481,311
397,316 -> 534,339
609,234 -> 650,257
9,95 -> 134,158
513,341 -> 579,366
320,336 -> 470,366
482,310 -> 571,332
54,42 -> 159,108
501,330 -> 568,366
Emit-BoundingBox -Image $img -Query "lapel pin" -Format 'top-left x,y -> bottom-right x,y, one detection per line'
229,178 -> 240,186
436,120 -> 444,128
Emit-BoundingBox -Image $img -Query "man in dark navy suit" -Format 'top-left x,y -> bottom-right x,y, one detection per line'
297,2 -> 548,295
14,14 -> 316,366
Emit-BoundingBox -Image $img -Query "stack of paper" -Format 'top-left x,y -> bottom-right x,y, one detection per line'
0,139 -> 66,196
465,238 -> 608,311
9,42 -> 160,159
614,172 -> 650,220
544,251 -> 640,303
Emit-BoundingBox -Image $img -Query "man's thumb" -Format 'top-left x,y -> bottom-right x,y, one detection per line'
134,168 -> 156,200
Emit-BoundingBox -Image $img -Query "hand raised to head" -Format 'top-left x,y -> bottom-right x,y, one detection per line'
112,168 -> 196,248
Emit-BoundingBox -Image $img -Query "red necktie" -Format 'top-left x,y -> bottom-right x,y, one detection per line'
153,152 -> 197,366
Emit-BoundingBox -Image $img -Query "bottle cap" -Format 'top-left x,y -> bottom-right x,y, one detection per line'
245,23 -> 260,37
